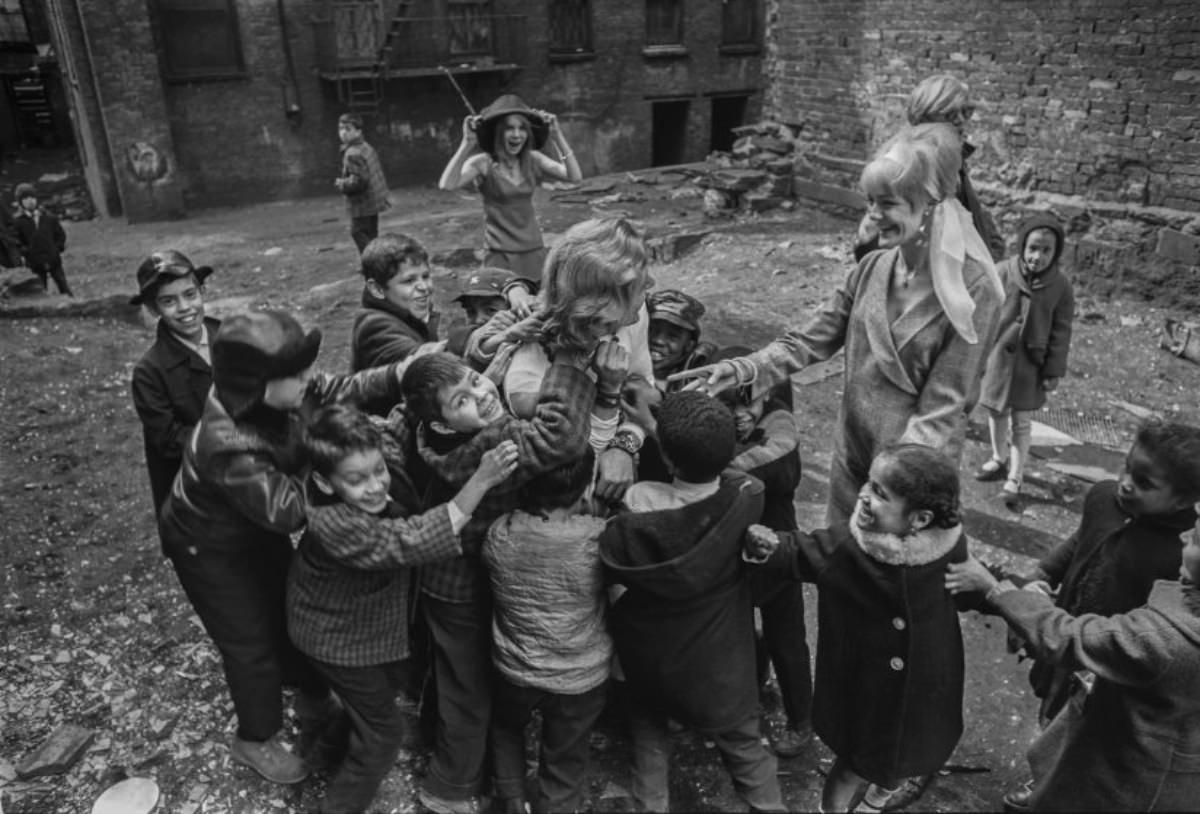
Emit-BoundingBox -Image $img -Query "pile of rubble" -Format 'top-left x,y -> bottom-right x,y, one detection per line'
700,122 -> 797,216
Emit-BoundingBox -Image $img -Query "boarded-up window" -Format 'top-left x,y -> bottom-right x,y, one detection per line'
721,0 -> 757,46
155,0 -> 245,80
645,0 -> 682,47
548,0 -> 591,55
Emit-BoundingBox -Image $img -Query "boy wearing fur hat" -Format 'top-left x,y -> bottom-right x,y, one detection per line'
13,182 -> 71,296
129,250 -> 219,516
158,310 -> 409,786
335,113 -> 391,254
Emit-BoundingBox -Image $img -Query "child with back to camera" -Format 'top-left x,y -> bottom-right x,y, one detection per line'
286,404 -> 517,814
397,350 -> 596,813
714,347 -> 813,758
975,212 -> 1074,505
959,418 -> 1200,811
483,448 -> 610,814
749,443 -> 973,813
600,391 -> 786,813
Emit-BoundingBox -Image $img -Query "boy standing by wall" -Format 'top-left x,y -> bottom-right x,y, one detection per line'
129,250 -> 219,517
335,114 -> 390,254
13,182 -> 71,296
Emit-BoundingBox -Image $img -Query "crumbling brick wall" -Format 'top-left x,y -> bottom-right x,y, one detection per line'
763,0 -> 1199,212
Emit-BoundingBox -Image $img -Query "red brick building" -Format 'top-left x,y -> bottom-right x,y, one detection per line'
46,0 -> 766,220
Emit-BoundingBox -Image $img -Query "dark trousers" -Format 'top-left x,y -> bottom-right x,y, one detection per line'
167,535 -> 326,740
310,658 -> 406,814
421,591 -> 493,799
630,705 -> 784,812
491,676 -> 606,813
30,260 -> 71,295
750,570 -> 813,729
350,215 -> 379,254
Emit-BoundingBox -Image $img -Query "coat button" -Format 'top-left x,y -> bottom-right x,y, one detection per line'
890,656 -> 905,671
892,617 -> 906,630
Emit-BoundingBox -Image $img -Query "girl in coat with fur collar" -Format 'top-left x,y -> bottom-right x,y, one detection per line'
749,444 -> 973,813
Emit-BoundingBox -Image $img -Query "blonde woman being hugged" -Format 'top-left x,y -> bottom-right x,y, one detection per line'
674,123 -> 1004,527
439,95 -> 582,316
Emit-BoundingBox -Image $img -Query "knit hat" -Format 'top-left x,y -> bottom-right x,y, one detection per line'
212,310 -> 322,418
454,267 -> 515,302
130,250 -> 214,305
647,289 -> 705,335
475,94 -> 549,154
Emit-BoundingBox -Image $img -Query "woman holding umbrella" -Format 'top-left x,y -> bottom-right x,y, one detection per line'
439,95 -> 583,313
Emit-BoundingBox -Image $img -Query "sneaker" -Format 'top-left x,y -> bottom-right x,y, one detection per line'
230,733 -> 309,784
857,783 -> 900,812
417,788 -> 488,814
1002,780 -> 1034,812
770,724 -> 814,758
1002,478 -> 1022,510
861,774 -> 934,812
973,458 -> 1008,482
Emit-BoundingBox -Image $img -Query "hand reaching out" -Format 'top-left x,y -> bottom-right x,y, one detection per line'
668,360 -> 740,397
501,310 -> 546,344
744,524 -> 779,563
474,440 -> 519,489
507,286 -> 538,319
945,555 -> 1000,595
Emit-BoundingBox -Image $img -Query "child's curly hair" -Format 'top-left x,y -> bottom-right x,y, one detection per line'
399,352 -> 470,425
303,404 -> 382,477
1134,418 -> 1200,502
657,391 -> 736,483
361,233 -> 430,287
876,443 -> 962,529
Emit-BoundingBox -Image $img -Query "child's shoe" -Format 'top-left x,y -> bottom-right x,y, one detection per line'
973,458 -> 1008,482
416,788 -> 488,814
1002,478 -> 1022,510
1002,780 -> 1035,812
770,723 -> 813,758
230,732 -> 309,784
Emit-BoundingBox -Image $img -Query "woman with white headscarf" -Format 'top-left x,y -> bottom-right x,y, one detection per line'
674,123 -> 1003,525
856,74 -> 1006,262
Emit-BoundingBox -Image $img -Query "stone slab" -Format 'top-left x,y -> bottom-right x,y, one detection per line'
16,724 -> 95,779
1155,228 -> 1200,265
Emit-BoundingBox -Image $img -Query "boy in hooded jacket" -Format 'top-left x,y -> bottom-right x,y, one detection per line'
600,391 -> 785,813
975,212 -> 1074,502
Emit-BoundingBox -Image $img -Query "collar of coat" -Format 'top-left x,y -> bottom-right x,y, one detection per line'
848,505 -> 963,566
360,287 -> 437,338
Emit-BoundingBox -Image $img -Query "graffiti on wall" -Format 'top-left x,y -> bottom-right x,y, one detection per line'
125,141 -> 170,189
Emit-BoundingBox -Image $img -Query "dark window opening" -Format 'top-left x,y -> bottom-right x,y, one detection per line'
447,0 -> 494,56
651,99 -> 688,166
721,0 -> 757,46
710,95 -> 749,153
549,0 -> 592,55
646,0 -> 682,47
155,0 -> 245,81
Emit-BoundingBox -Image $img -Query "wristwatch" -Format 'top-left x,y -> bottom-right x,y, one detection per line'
606,429 -> 643,456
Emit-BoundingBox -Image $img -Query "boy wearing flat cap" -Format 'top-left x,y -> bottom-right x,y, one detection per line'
445,266 -> 516,358
648,289 -> 715,393
158,309 -> 410,786
130,250 -> 219,516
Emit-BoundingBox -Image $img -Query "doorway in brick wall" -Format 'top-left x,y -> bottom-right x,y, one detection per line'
651,99 -> 688,166
710,93 -> 749,153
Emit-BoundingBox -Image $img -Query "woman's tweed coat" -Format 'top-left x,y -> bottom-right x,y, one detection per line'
746,249 -> 1002,524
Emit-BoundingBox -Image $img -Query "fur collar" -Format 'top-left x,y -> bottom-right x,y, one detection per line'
848,505 -> 962,566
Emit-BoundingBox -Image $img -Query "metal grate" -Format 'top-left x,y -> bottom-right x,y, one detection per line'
1037,408 -> 1128,451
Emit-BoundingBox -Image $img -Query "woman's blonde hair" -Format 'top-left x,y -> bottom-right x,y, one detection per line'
859,123 -> 962,209
540,217 -> 649,352
906,74 -> 970,126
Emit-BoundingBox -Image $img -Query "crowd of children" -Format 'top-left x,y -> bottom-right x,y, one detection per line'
121,100 -> 1200,814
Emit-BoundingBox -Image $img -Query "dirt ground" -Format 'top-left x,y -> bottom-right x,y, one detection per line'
3,170 -> 1200,814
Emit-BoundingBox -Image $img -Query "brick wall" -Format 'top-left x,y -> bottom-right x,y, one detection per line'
764,0 -> 1200,212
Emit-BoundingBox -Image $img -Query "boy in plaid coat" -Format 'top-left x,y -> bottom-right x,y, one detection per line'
398,351 -> 595,813
287,404 -> 517,814
335,113 -> 391,254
